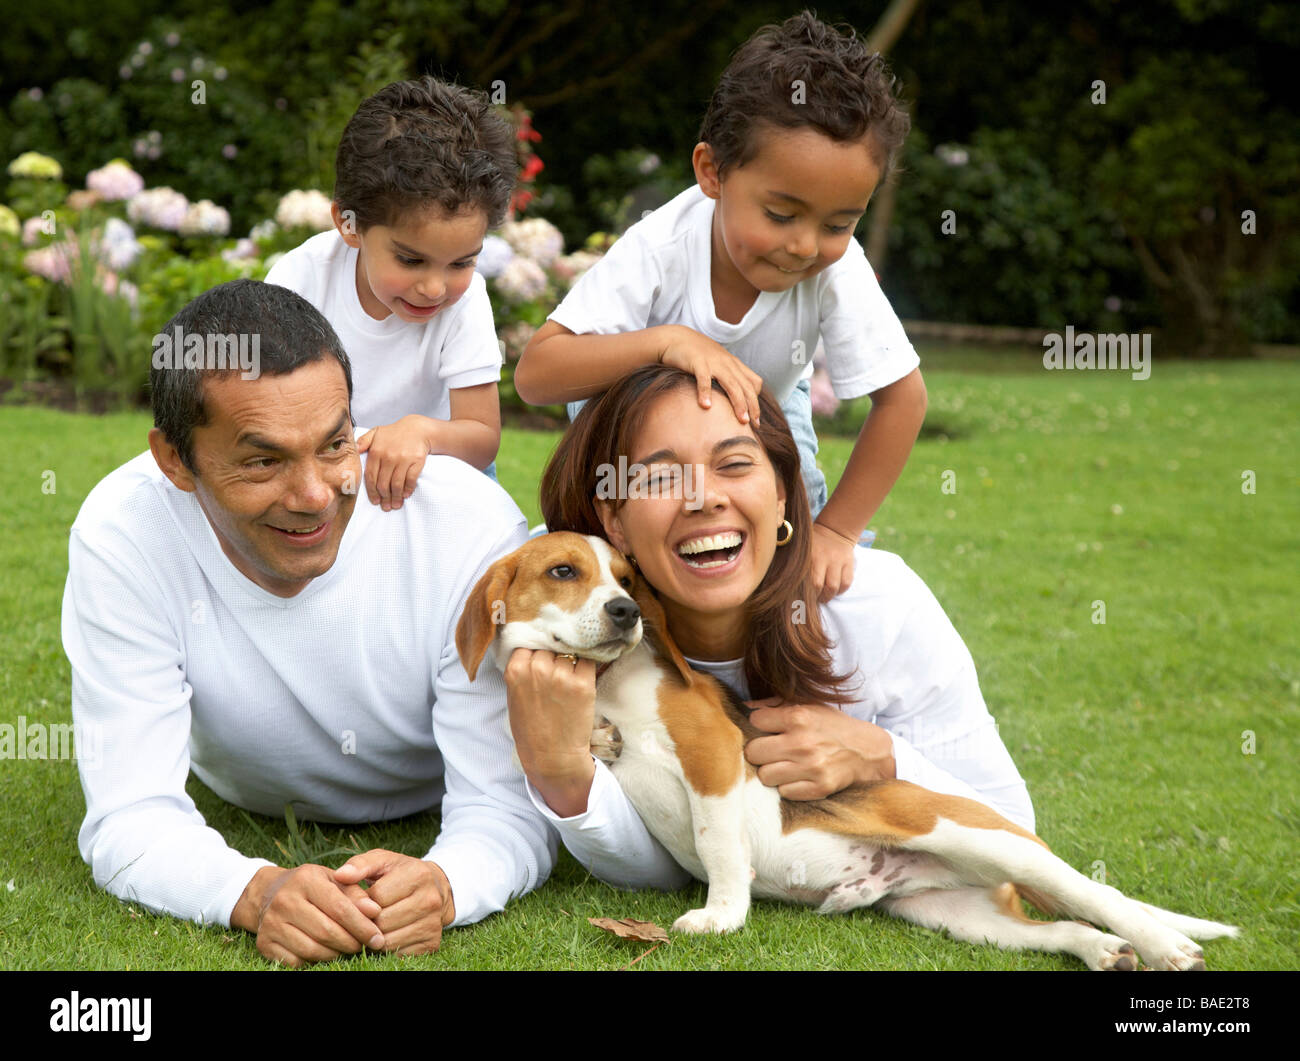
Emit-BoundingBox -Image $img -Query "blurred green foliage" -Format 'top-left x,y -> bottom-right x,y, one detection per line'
1,0 -> 1297,355
881,127 -> 1140,334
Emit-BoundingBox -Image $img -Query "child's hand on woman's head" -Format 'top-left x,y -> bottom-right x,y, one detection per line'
657,324 -> 765,426
357,415 -> 436,511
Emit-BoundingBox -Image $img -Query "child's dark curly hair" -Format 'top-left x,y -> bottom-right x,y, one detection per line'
699,10 -> 910,177
334,76 -> 517,231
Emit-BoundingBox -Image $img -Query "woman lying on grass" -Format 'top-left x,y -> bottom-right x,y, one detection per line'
505,363 -> 1034,887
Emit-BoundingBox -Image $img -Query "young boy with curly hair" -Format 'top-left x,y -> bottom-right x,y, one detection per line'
516,12 -> 926,599
267,76 -> 515,509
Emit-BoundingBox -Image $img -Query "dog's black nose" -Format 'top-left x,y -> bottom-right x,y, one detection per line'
605,597 -> 641,630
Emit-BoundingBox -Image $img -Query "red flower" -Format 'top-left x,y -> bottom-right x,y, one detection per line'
521,155 -> 544,181
515,114 -> 542,143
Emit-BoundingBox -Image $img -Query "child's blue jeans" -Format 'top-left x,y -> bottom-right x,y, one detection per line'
782,377 -> 829,519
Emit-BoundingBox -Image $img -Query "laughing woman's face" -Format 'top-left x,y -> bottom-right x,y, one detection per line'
597,387 -> 787,659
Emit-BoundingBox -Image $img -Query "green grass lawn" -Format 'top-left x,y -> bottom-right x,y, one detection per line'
1,351 -> 1296,970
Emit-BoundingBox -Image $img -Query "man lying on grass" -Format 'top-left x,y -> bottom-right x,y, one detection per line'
61,279 -> 553,967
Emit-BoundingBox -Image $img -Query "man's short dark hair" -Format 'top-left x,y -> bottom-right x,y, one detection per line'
699,11 -> 911,177
334,75 -> 518,231
150,279 -> 352,472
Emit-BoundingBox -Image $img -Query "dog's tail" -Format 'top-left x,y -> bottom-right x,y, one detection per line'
1014,884 -> 1067,918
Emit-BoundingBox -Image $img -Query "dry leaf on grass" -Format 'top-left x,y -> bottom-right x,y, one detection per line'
587,917 -> 670,943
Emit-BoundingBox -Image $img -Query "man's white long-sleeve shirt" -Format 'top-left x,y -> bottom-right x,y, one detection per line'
62,449 -> 553,929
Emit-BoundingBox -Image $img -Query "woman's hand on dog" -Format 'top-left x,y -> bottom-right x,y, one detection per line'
744,699 -> 896,800
504,647 -> 598,817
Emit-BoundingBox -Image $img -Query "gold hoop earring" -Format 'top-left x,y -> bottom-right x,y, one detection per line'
627,555 -> 638,568
775,520 -> 793,547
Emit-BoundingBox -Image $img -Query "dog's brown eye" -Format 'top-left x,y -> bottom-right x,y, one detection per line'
619,577 -> 632,589
548,565 -> 576,580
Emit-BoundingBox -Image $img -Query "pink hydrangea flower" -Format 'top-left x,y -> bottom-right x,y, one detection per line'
474,235 -> 515,278
66,190 -> 103,211
95,270 -> 139,306
499,217 -> 564,267
493,257 -> 549,303
553,249 -> 603,285
221,238 -> 259,262
274,189 -> 334,231
22,216 -> 53,246
499,321 -> 537,362
127,187 -> 190,231
97,218 -> 144,270
86,160 -> 145,202
23,244 -> 74,283
179,199 -> 231,237
808,342 -> 841,417
809,370 -> 840,418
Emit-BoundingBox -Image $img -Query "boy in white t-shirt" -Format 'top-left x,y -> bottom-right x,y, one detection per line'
267,77 -> 514,510
516,13 -> 927,599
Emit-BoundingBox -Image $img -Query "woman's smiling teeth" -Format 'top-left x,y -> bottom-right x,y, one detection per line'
677,531 -> 744,568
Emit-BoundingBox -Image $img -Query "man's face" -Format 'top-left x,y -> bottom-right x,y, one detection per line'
697,125 -> 881,299
336,202 -> 488,324
183,359 -> 361,597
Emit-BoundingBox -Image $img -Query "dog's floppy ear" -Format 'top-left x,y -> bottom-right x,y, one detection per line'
628,570 -> 694,688
455,553 -> 520,681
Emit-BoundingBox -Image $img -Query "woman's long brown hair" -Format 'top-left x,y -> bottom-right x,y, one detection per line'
540,365 -> 857,707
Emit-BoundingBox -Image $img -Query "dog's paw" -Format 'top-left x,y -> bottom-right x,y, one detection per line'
1088,936 -> 1139,972
1125,924 -> 1207,970
589,717 -> 622,763
1148,939 -> 1207,972
672,906 -> 747,935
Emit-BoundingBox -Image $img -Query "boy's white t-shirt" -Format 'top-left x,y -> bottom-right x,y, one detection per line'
549,185 -> 919,403
265,231 -> 502,428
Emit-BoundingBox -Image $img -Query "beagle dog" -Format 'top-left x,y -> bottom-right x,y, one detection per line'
456,532 -> 1238,969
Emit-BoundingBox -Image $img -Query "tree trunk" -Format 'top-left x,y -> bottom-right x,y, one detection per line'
863,0 -> 924,277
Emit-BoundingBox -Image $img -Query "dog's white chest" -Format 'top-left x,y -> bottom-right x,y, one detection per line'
595,650 -> 709,876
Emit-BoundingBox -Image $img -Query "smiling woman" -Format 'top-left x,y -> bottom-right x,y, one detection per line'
541,365 -> 852,710
504,363 -> 1035,889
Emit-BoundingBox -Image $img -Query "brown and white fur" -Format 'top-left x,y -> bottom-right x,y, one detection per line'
456,532 -> 1239,970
